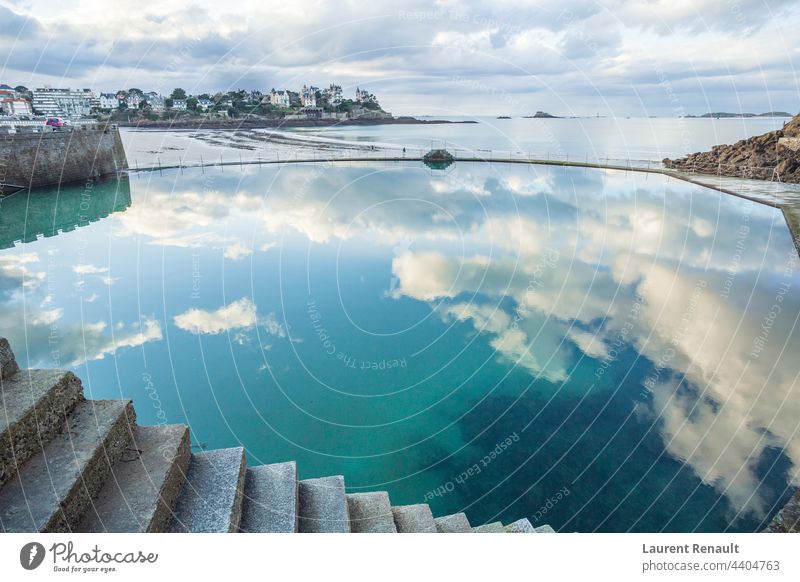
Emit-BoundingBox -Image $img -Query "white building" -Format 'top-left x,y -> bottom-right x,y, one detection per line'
145,92 -> 165,110
99,93 -> 118,110
197,98 -> 213,111
171,99 -> 187,110
125,92 -> 143,109
355,87 -> 376,104
323,84 -> 343,106
32,88 -> 96,117
270,89 -> 290,108
301,85 -> 317,108
0,97 -> 33,117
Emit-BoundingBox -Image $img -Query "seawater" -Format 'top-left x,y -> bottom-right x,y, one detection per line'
0,159 -> 797,532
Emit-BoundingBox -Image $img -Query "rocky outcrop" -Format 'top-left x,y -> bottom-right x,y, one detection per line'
663,113 -> 800,182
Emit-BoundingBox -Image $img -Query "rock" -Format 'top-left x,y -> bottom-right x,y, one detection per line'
663,113 -> 800,182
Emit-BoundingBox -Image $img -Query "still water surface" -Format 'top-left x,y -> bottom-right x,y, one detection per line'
0,160 -> 797,532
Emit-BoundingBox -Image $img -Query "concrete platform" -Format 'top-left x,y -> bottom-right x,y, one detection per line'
505,518 -> 536,533
0,369 -> 84,487
77,424 -> 190,532
434,512 -> 472,533
0,399 -> 135,532
240,461 -> 298,533
473,521 -> 505,533
346,491 -> 397,533
169,447 -> 247,533
391,504 -> 436,533
298,475 -> 350,533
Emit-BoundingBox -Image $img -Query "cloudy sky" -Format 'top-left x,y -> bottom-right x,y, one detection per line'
1,0 -> 798,116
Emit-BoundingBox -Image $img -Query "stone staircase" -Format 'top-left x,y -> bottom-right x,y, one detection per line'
0,338 -> 554,533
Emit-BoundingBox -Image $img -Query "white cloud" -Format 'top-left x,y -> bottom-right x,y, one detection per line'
73,263 -> 108,274
149,233 -> 215,248
1,0 -> 797,115
567,328 -> 609,359
81,318 -> 163,363
0,253 -> 45,291
173,297 -> 258,334
224,243 -> 253,260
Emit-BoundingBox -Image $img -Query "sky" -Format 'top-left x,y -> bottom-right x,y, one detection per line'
1,0 -> 798,116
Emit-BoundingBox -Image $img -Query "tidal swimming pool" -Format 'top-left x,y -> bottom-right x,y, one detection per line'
1,161 -> 798,532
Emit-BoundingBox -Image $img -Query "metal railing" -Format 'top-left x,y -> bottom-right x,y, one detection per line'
125,145 -> 795,180
0,121 -> 118,134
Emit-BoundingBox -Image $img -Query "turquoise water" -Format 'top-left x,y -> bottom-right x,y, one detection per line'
1,161 -> 798,532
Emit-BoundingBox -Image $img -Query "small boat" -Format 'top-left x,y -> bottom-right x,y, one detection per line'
497,116 -> 512,119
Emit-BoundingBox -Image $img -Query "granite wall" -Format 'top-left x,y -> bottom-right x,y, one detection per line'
0,125 -> 127,194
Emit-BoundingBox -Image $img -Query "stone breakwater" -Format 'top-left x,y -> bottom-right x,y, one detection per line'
0,125 -> 127,194
663,114 -> 800,183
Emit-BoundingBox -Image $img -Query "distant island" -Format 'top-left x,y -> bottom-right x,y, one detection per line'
683,111 -> 794,118
523,111 -> 561,118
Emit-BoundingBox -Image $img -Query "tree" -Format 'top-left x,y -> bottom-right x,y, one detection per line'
187,97 -> 198,111
138,100 -> 149,110
171,88 -> 187,100
165,98 -> 174,109
14,85 -> 31,99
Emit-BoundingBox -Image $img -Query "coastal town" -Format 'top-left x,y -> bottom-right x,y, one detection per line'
0,83 -> 391,123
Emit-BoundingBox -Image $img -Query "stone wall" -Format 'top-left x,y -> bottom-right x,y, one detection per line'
0,125 -> 127,193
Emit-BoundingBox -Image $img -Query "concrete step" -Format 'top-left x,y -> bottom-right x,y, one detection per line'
0,399 -> 135,532
298,475 -> 350,533
473,521 -> 505,533
0,338 -> 19,379
239,461 -> 298,533
169,447 -> 247,533
0,369 -> 84,488
434,512 -> 472,533
535,524 -> 556,533
77,424 -> 190,532
505,518 -> 535,533
391,504 -> 436,533
346,491 -> 397,533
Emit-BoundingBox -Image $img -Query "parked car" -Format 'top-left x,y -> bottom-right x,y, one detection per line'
45,117 -> 65,129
